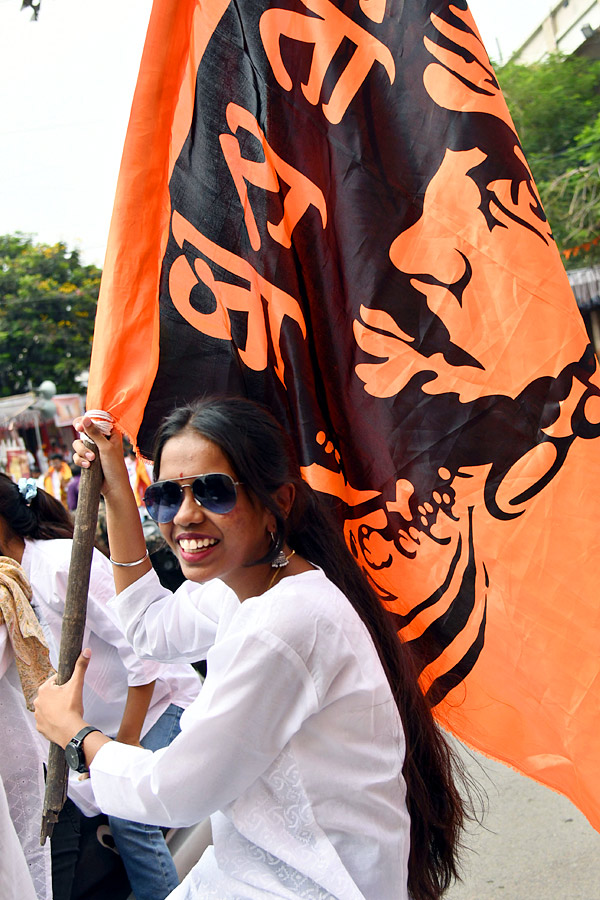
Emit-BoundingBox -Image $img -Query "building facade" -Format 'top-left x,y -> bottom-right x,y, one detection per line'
512,0 -> 600,63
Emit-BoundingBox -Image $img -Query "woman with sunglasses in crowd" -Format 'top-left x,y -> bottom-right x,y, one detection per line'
35,396 -> 470,900
0,473 -> 200,900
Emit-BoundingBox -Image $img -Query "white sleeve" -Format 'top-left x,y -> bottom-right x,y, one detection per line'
52,550 -> 163,687
90,628 -> 318,826
108,569 -> 226,663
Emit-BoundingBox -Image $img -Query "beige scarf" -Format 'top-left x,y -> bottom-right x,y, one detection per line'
0,556 -> 55,710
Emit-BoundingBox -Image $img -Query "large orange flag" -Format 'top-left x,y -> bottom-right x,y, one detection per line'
88,0 -> 600,829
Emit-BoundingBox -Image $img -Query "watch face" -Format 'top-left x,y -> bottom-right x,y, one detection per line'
65,741 -> 84,772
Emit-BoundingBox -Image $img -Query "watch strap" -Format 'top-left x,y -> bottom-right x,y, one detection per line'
70,725 -> 101,747
65,726 -> 102,773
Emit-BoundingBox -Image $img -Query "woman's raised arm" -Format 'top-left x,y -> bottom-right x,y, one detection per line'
73,416 -> 152,592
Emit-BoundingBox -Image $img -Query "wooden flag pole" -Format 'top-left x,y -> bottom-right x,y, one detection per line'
40,439 -> 104,844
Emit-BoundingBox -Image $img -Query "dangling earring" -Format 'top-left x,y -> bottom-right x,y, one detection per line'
269,531 -> 289,568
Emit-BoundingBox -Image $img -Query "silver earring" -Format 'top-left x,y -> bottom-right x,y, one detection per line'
269,531 -> 289,568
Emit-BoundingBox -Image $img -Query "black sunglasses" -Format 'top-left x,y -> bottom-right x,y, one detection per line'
144,473 -> 242,523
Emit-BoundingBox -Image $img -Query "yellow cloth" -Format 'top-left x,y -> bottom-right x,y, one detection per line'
0,557 -> 55,710
134,458 -> 152,507
43,461 -> 72,506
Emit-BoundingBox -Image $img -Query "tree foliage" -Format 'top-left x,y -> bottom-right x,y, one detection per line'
498,54 -> 600,264
0,233 -> 101,397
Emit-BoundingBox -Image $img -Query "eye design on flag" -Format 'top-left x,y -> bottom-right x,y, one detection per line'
381,147 -> 575,402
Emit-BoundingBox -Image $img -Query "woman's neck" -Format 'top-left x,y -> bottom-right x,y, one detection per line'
0,531 -> 26,564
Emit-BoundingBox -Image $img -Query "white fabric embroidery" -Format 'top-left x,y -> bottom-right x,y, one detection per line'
217,746 -> 364,899
0,655 -> 52,899
93,568 -> 411,899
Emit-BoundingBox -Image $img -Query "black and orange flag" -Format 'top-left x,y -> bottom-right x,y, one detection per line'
88,0 -> 600,829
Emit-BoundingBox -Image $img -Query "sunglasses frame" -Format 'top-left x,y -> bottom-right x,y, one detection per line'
144,472 -> 243,523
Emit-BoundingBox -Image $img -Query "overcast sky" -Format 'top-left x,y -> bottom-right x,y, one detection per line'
0,0 -> 553,268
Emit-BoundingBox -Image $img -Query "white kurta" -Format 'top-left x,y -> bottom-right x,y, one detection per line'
91,568 -> 410,900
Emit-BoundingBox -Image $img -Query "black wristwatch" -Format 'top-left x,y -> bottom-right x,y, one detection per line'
65,726 -> 102,773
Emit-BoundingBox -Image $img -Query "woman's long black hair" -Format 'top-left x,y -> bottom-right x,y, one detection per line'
153,396 -> 471,900
0,472 -> 74,543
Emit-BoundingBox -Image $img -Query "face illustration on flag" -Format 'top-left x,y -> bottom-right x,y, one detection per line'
89,0 -> 600,828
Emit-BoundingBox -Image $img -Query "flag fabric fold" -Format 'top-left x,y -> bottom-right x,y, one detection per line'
88,0 -> 600,830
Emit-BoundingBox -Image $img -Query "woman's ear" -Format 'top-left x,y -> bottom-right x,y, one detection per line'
272,483 -> 295,520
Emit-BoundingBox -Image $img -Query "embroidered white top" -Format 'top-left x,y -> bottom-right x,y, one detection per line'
0,629 -> 51,899
91,567 -> 410,900
0,735 -> 39,900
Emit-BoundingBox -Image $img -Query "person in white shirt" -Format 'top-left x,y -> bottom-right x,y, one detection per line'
0,772 -> 38,900
0,473 -> 201,900
0,556 -> 53,900
35,397 -> 469,900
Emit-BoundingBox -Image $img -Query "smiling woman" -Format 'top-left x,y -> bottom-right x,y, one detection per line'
149,425 -> 304,600
34,396 -> 472,900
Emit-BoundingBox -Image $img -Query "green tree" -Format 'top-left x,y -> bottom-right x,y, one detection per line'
542,112 -> 600,262
497,54 -> 600,264
0,233 -> 101,397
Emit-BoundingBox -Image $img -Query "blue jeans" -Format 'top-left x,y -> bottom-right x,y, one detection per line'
109,704 -> 183,900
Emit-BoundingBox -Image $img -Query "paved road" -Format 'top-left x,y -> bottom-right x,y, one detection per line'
445,742 -> 600,900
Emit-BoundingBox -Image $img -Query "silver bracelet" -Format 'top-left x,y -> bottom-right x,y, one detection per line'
109,549 -> 149,567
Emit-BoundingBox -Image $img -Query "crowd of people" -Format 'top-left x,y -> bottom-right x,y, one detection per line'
0,444 -> 200,900
2,397 -> 473,900
4,438 -> 154,517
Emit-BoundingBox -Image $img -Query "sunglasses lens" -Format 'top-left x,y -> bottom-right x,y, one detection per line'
144,480 -> 183,523
144,474 -> 239,522
193,473 -> 238,514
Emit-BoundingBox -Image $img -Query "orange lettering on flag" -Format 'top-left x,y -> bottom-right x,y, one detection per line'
219,103 -> 327,251
260,0 -> 395,124
168,210 -> 307,385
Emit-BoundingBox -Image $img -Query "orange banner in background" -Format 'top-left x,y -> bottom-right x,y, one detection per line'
52,394 -> 84,428
562,234 -> 600,259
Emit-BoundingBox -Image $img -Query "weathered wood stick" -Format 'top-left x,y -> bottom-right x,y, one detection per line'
40,440 -> 103,844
